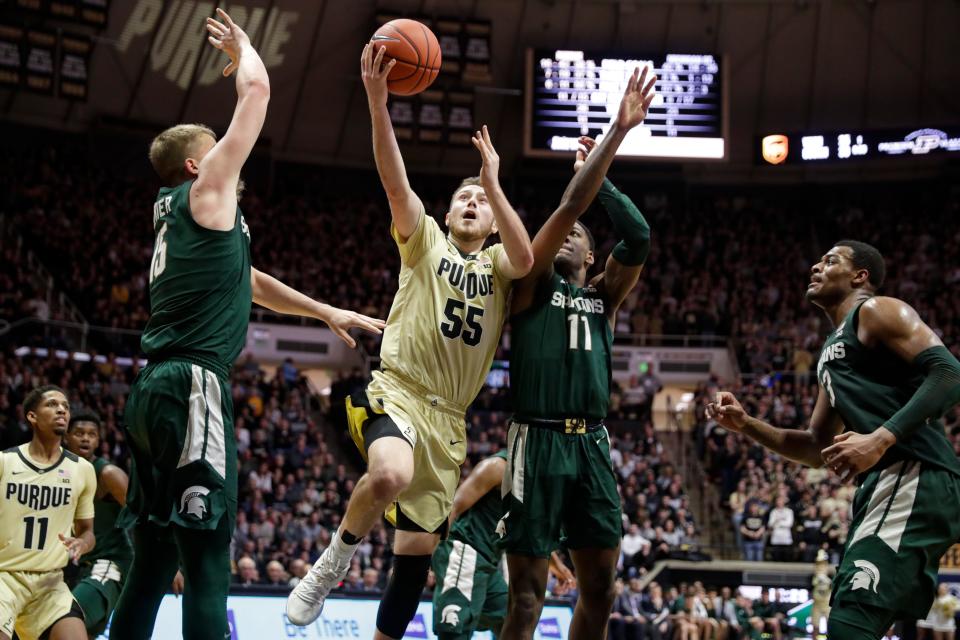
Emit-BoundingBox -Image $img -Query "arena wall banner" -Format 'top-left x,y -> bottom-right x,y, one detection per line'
95,594 -> 574,640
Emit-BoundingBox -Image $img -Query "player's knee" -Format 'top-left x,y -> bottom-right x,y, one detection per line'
367,465 -> 411,502
507,589 -> 544,630
576,569 -> 616,610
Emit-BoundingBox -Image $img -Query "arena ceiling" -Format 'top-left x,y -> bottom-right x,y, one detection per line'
3,0 -> 958,177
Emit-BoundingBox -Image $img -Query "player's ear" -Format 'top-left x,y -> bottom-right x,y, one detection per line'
184,157 -> 201,177
490,219 -> 499,235
444,210 -> 452,227
585,249 -> 595,268
851,268 -> 869,288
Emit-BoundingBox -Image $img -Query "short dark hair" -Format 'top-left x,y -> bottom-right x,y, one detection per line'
835,240 -> 886,290
68,410 -> 101,431
23,385 -> 65,416
575,221 -> 596,251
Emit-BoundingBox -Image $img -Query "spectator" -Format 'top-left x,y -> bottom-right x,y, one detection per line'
767,496 -> 794,561
740,502 -> 766,562
235,557 -> 260,586
264,560 -> 289,586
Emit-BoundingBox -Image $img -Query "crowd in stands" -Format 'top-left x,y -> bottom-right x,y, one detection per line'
0,346 -> 690,596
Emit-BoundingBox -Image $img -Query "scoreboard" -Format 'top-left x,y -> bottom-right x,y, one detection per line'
525,48 -> 726,161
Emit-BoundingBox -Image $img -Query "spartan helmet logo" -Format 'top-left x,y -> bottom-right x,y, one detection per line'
495,512 -> 509,539
441,605 -> 462,626
849,559 -> 879,593
180,485 -> 211,519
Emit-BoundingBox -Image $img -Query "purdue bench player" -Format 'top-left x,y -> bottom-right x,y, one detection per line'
0,385 -> 96,640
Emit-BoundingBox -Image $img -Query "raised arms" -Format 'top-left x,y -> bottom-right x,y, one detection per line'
512,66 -> 657,313
471,126 -> 534,279
361,43 -> 424,241
192,9 -> 270,231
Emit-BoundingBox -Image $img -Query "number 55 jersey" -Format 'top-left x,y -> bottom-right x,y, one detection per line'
353,211 -> 511,533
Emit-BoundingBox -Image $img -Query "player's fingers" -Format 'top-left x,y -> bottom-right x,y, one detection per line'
643,74 -> 657,97
223,61 -> 237,77
642,92 -> 656,112
361,42 -> 370,67
373,45 -> 386,73
636,65 -> 648,92
833,431 -> 852,443
336,329 -> 357,349
482,124 -> 493,146
208,36 -> 223,49
216,8 -> 236,28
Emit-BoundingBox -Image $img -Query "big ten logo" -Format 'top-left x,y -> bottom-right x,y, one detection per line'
537,617 -> 562,639
940,543 -> 960,569
404,614 -> 428,639
115,1 -> 297,90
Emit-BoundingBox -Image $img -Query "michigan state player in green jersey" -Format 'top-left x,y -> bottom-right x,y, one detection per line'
109,10 -> 384,640
709,241 -> 960,640
432,451 -> 574,639
63,411 -> 132,638
499,66 -> 657,640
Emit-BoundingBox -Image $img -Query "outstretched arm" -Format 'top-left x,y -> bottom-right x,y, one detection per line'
449,456 -> 507,525
251,268 -> 385,348
821,297 -> 960,479
471,126 -> 534,279
192,9 -> 270,231
513,66 -> 657,312
362,43 -> 423,241
707,389 -> 843,468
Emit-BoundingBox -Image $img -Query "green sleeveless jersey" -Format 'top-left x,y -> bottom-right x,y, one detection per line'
79,458 -> 133,572
450,450 -> 508,564
817,301 -> 960,477
510,273 -> 612,420
141,180 -> 252,378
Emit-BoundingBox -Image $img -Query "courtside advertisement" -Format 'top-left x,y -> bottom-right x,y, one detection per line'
96,594 -> 573,639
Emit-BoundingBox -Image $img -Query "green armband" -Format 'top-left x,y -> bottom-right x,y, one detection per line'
599,179 -> 650,266
884,346 -> 960,441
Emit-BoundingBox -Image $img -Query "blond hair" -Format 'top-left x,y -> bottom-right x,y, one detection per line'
449,176 -> 483,209
148,123 -> 216,186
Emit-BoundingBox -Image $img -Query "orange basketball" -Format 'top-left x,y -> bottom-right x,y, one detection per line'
370,19 -> 442,96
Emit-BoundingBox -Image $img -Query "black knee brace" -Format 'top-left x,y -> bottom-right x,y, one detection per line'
376,554 -> 432,638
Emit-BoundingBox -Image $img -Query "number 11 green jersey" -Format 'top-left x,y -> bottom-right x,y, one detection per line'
509,273 -> 612,420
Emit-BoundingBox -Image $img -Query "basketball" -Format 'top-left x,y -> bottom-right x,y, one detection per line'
370,19 -> 442,96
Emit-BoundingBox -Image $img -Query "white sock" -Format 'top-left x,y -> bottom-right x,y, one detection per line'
325,531 -> 359,564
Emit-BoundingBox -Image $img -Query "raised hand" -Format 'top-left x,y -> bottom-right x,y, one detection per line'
361,43 -> 396,107
573,136 -> 597,173
706,392 -> 748,432
616,65 -> 658,131
322,308 -> 387,349
205,8 -> 251,77
471,125 -> 501,187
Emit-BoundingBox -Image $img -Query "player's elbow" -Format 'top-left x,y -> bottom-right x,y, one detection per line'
511,248 -> 535,277
240,78 -> 271,103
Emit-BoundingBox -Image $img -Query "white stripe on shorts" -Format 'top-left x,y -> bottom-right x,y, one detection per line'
177,365 -> 226,479
177,365 -> 207,470
441,540 -> 478,600
848,460 -> 920,553
503,423 -> 528,503
203,369 -> 226,479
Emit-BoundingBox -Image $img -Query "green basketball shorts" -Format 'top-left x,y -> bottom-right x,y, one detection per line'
72,559 -> 124,635
498,420 -> 622,558
432,539 -> 507,639
830,460 -> 960,637
121,359 -> 237,533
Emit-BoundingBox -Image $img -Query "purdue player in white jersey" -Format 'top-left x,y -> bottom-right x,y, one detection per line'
0,386 -> 96,640
287,44 -> 537,637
